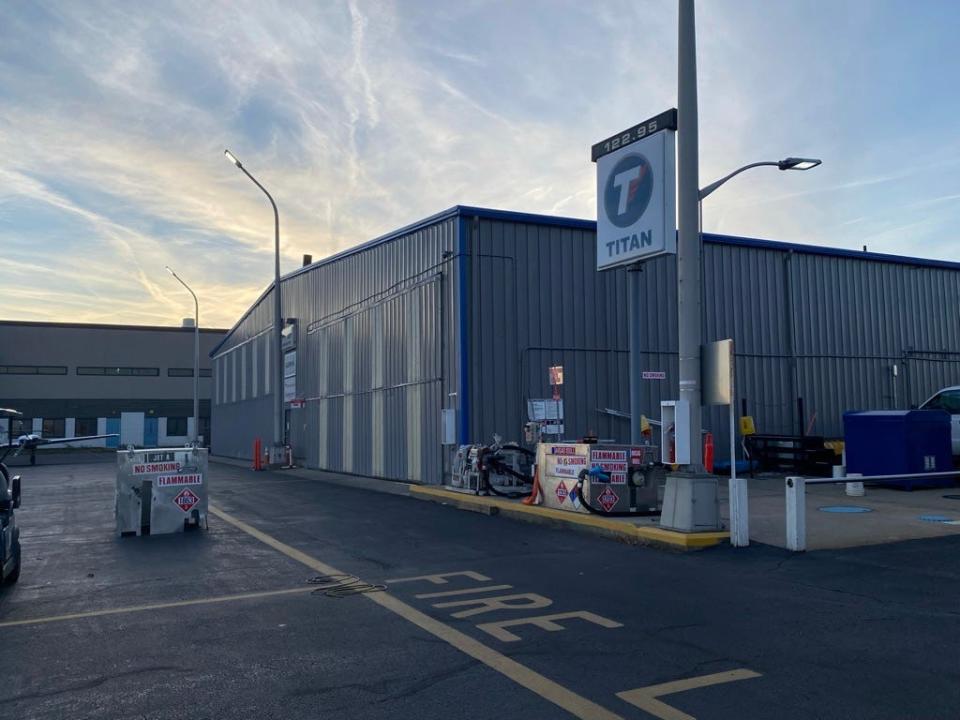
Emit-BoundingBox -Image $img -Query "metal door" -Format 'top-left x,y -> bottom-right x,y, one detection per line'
105,418 -> 120,448
144,417 -> 159,447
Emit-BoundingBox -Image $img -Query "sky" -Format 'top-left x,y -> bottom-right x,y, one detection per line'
1,0 -> 958,329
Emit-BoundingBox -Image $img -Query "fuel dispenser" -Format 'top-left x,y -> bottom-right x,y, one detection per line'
451,435 -> 534,497
116,446 -> 208,536
536,442 -> 662,516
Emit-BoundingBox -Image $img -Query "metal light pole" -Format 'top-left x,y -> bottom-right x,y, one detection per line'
224,149 -> 284,464
677,0 -> 702,470
165,266 -> 199,444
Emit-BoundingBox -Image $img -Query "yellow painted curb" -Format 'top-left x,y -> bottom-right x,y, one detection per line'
409,485 -> 728,550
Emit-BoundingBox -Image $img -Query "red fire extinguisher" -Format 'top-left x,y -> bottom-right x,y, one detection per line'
704,432 -> 715,474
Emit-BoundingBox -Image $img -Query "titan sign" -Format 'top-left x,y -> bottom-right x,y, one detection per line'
594,115 -> 677,270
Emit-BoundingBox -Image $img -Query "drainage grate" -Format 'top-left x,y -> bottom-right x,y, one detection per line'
818,505 -> 873,513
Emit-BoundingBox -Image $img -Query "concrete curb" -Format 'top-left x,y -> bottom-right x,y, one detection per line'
409,485 -> 729,551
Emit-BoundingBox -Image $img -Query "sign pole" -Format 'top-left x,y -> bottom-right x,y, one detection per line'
628,265 -> 643,443
677,0 -> 703,470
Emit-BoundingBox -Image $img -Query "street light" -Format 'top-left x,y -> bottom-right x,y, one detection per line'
165,266 -> 199,445
699,157 -> 822,200
224,148 -> 284,465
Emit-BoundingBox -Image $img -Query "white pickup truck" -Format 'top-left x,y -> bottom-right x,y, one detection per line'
919,385 -> 960,456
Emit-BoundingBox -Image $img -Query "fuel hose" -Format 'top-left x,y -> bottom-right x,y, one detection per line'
573,467 -> 661,517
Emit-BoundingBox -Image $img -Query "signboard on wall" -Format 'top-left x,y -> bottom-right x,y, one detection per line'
283,349 -> 297,403
593,109 -> 677,270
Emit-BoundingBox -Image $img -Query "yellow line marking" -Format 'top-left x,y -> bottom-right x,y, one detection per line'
617,669 -> 762,720
408,485 -> 728,548
415,584 -> 514,599
210,503 -> 626,720
0,587 -> 315,629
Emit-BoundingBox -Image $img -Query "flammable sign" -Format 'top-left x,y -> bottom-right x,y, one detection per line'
555,480 -> 569,504
597,485 -> 619,512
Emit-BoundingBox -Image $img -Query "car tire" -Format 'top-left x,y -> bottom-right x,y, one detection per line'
4,538 -> 20,584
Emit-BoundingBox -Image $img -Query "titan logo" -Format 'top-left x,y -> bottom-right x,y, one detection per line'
603,153 -> 653,228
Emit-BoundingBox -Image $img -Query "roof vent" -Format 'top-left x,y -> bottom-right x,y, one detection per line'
303,254 -> 313,267
181,317 -> 195,328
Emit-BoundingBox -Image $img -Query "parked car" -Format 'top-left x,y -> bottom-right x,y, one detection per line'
0,463 -> 21,584
919,385 -> 960,456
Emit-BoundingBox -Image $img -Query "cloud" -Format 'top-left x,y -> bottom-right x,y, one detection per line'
0,0 -> 958,330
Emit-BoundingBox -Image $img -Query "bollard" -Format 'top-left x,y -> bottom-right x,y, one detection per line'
845,471 -> 865,497
785,477 -> 806,552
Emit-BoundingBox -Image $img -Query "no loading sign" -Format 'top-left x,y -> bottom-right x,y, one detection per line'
173,488 -> 200,513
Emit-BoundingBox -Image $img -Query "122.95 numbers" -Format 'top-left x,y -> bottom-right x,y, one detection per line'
601,119 -> 658,155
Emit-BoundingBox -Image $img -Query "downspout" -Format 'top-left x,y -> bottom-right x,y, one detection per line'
457,214 -> 471,444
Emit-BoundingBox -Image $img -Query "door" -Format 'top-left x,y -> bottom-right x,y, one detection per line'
144,417 -> 159,447
105,418 -> 120,448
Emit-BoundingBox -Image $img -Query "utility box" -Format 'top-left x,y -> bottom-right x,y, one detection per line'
536,442 -> 661,515
116,447 -> 208,536
660,400 -> 690,465
659,475 -> 721,532
844,410 -> 952,488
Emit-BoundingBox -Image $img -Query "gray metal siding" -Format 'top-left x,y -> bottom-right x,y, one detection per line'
212,219 -> 458,480
467,217 -> 960,462
214,207 -> 960,471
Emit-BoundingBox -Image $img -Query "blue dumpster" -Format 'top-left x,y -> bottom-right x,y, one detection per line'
843,410 -> 953,489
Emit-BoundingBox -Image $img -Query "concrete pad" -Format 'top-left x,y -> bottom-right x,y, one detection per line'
716,475 -> 960,550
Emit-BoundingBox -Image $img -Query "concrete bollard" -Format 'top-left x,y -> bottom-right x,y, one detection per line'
845,471 -> 865,497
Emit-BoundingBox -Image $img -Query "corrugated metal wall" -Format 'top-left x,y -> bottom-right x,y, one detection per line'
214,207 -> 960,478
466,214 -> 960,462
212,216 -> 460,482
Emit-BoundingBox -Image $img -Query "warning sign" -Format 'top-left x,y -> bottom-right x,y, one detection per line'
132,462 -> 181,475
597,486 -> 619,512
156,473 -> 202,487
550,445 -> 578,456
590,449 -> 627,462
555,480 -> 569,504
546,455 -> 587,478
173,488 -> 200,513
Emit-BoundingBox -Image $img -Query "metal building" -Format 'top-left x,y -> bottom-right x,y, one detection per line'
0,320 -> 226,448
210,206 -> 960,483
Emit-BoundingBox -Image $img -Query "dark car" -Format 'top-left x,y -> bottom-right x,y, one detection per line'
0,462 -> 21,584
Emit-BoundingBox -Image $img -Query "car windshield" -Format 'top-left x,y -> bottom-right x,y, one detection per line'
922,390 -> 960,413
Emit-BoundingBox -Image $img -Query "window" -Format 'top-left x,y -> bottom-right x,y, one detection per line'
0,365 -> 67,375
77,367 -> 159,377
42,418 -> 65,438
922,390 -> 960,414
11,418 -> 33,436
167,417 -> 188,436
168,368 -> 212,377
76,417 -> 98,436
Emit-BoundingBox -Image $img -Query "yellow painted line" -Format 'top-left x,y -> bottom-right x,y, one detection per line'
409,485 -> 729,549
209,503 -> 626,720
617,668 -> 762,720
0,587 -> 315,629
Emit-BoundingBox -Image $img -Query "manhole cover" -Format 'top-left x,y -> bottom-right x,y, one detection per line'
818,505 -> 873,513
943,494 -> 960,501
919,515 -> 955,523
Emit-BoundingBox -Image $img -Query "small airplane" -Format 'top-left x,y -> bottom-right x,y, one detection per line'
1,408 -> 118,465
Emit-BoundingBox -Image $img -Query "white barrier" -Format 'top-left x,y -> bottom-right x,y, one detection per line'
785,470 -> 960,552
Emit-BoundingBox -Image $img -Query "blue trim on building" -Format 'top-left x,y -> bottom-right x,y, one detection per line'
211,204 -> 960,357
457,216 -> 470,445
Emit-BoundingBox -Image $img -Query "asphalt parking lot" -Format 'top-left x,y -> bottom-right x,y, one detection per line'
2,455 -> 959,720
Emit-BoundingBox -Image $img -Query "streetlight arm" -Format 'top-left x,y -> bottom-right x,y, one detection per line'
168,270 -> 198,312
699,161 -> 780,201
236,164 -> 280,226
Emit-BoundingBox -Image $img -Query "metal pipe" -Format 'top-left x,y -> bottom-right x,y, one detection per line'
677,0 -> 703,469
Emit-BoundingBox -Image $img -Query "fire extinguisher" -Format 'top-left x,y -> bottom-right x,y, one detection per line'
704,432 -> 715,474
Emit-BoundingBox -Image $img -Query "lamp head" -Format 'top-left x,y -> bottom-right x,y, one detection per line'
778,157 -> 822,171
224,149 -> 241,168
